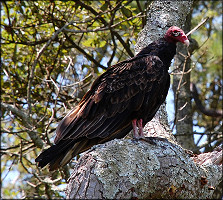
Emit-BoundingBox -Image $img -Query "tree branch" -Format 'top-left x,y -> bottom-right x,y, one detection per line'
66,106 -> 222,199
66,1 -> 222,199
192,146 -> 222,166
64,32 -> 107,70
27,20 -> 76,117
1,102 -> 43,148
66,137 -> 222,199
190,83 -> 223,117
186,17 -> 209,37
64,12 -> 146,34
76,0 -> 134,57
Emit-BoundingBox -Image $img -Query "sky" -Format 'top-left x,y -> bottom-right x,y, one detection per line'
2,2 -> 222,198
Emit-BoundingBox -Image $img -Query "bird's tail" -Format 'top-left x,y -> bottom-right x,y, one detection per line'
35,124 -> 132,171
35,139 -> 88,171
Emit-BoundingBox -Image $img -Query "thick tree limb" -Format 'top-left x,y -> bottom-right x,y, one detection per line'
66,103 -> 222,199
190,83 -> 223,117
66,1 -> 222,199
66,137 -> 222,199
192,146 -> 222,166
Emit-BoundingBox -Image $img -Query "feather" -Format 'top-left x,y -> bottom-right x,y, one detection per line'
35,26 -> 189,170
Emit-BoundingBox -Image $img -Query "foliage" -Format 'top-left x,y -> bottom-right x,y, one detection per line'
1,0 -> 148,198
1,0 -> 222,198
190,1 -> 222,152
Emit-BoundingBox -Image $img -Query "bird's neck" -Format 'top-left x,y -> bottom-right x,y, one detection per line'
157,39 -> 176,67
137,38 -> 176,69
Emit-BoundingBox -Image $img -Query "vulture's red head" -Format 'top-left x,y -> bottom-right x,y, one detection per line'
164,26 -> 189,47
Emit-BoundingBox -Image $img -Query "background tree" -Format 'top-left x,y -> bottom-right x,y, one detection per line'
172,1 -> 222,154
1,0 -> 222,199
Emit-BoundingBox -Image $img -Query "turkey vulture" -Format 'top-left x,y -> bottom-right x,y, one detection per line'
36,26 -> 189,171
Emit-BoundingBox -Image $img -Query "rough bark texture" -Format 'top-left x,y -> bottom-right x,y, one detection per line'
134,0 -> 193,136
135,1 -> 193,53
66,1 -> 222,199
66,138 -> 222,199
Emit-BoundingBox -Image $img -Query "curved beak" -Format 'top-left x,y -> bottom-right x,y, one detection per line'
183,39 -> 190,47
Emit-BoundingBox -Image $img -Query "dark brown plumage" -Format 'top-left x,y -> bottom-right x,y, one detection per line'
35,26 -> 189,171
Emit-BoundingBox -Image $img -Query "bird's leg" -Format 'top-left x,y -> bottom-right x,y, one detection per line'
136,119 -> 159,145
132,119 -> 139,139
132,119 -> 145,139
137,119 -> 144,138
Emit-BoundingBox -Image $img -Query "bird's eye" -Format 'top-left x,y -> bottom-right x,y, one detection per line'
172,31 -> 181,37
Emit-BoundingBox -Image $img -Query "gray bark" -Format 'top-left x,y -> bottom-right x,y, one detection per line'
66,1 -> 222,199
134,0 -> 193,139
66,139 -> 222,199
135,1 -> 193,53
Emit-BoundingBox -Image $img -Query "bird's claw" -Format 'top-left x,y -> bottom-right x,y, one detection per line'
138,136 -> 157,145
135,136 -> 169,145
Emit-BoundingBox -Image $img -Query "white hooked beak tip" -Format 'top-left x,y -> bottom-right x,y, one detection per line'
184,39 -> 190,47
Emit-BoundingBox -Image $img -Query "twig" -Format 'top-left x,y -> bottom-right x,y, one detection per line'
172,52 -> 190,130
61,73 -> 93,88
1,156 -> 17,182
27,20 -> 76,117
44,56 -> 73,137
186,17 -> 209,36
198,135 -> 223,150
64,12 -> 146,34
190,83 -> 223,117
76,1 -> 134,57
176,131 -> 221,136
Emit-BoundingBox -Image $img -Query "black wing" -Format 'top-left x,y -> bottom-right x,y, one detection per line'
35,55 -> 168,170
54,55 -> 166,143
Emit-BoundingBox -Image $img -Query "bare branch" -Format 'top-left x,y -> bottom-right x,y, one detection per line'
186,17 -> 209,36
64,32 -> 107,70
172,52 -> 190,130
76,1 -> 134,57
190,83 -> 223,117
1,102 -> 43,148
27,20 -> 76,117
64,12 -> 146,34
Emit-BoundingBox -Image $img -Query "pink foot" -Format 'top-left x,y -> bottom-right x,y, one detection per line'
137,119 -> 144,137
132,119 -> 139,138
132,119 -> 145,139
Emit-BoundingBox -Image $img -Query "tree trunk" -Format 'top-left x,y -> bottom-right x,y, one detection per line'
172,11 -> 197,152
134,0 -> 194,141
66,1 -> 222,199
66,138 -> 222,199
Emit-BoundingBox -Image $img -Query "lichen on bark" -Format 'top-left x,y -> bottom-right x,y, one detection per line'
135,1 -> 193,54
66,1 -> 222,199
66,138 -> 222,199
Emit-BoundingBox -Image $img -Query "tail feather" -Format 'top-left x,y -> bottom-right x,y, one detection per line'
35,125 -> 132,171
35,138 -> 94,171
35,145 -> 60,168
35,140 -> 76,170
56,139 -> 88,170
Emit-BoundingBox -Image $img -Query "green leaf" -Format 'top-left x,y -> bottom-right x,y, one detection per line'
98,40 -> 106,47
101,2 -> 109,11
82,38 -> 94,47
121,7 -> 132,18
